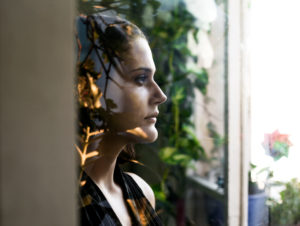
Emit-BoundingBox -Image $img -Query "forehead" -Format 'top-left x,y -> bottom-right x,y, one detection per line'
121,38 -> 156,73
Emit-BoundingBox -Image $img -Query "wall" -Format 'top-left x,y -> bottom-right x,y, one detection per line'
0,1 -> 77,225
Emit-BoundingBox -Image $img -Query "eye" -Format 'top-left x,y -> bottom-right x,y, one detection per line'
135,74 -> 148,85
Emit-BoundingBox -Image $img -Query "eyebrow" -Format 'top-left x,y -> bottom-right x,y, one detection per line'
129,67 -> 153,73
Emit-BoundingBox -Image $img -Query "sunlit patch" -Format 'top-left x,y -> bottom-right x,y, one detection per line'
125,25 -> 133,36
93,5 -> 104,9
87,150 -> 100,158
80,180 -> 87,186
76,127 -> 104,167
126,198 -> 148,225
87,73 -> 102,108
77,62 -> 103,109
129,159 -> 144,166
76,145 -> 101,166
126,127 -> 148,139
81,195 -> 92,208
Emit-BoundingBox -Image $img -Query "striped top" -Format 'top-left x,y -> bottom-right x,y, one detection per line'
79,165 -> 162,226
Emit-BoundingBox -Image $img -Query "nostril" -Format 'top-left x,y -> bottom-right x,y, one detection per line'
160,92 -> 167,104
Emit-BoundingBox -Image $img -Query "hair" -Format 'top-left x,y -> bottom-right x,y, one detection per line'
76,14 -> 147,165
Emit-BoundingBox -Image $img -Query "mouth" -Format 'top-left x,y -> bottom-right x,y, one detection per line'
144,112 -> 159,123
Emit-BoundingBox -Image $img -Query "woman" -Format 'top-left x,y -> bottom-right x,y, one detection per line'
76,14 -> 167,226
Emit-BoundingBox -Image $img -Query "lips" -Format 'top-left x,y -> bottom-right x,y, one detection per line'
144,112 -> 159,123
144,112 -> 159,119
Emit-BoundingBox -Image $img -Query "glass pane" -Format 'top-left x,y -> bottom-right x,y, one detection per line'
187,0 -> 227,188
184,0 -> 227,225
250,0 -> 300,225
76,1 -> 228,225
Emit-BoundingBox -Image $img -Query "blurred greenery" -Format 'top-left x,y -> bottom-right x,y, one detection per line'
269,179 -> 300,226
77,0 -> 211,224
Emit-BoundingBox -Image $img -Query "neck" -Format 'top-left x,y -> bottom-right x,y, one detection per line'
84,133 -> 128,191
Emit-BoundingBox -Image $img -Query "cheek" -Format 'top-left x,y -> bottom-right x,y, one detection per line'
104,85 -> 149,131
122,88 -> 148,115
106,87 -> 124,112
104,78 -> 148,115
102,76 -> 126,112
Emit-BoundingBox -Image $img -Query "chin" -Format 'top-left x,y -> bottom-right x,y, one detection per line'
143,131 -> 158,143
140,125 -> 158,143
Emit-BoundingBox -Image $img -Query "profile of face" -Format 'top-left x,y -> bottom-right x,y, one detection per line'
103,37 -> 167,143
76,15 -> 167,148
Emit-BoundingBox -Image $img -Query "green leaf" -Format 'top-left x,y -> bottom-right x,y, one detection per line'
250,163 -> 257,170
194,69 -> 209,95
173,154 -> 191,164
173,43 -> 193,56
193,28 -> 199,44
171,87 -> 185,103
152,184 -> 166,201
159,147 -> 176,161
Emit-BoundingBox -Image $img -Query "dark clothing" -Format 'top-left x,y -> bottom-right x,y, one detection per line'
79,165 -> 162,226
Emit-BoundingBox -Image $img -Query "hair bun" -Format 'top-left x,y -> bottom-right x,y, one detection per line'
105,25 -> 128,46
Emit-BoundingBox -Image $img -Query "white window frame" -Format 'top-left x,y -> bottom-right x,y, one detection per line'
226,0 -> 250,224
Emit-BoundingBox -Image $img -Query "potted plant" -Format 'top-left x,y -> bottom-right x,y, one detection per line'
269,178 -> 300,226
248,130 -> 293,226
248,163 -> 269,226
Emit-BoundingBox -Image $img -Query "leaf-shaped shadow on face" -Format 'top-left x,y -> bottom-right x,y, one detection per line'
105,98 -> 118,109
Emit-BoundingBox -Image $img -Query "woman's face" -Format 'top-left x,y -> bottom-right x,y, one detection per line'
103,37 -> 167,143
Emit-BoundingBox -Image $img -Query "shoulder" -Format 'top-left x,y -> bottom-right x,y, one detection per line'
125,172 -> 155,208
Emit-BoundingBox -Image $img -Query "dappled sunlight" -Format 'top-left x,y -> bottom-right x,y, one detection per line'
126,127 -> 148,139
76,126 -> 104,167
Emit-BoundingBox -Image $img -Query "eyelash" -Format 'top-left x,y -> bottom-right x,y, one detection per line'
135,74 -> 148,85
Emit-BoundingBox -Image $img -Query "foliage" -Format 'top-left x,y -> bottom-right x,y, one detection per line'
269,179 -> 300,226
77,0 -> 209,224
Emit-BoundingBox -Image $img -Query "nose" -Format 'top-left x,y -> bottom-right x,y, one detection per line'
151,81 -> 167,105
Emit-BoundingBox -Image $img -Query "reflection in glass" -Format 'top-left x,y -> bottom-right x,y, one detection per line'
76,14 -> 166,226
76,0 -> 228,225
